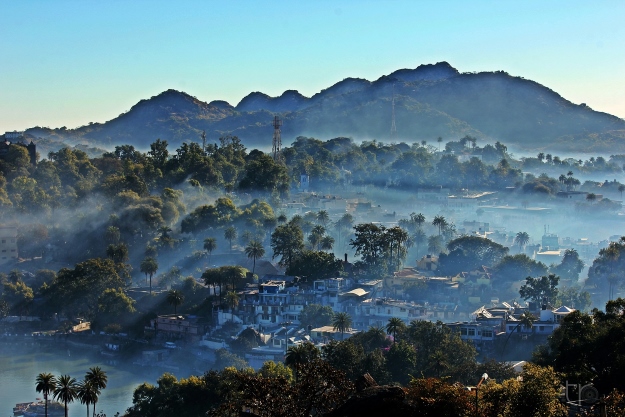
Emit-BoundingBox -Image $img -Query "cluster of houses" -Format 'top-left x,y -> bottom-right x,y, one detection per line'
144,252 -> 575,366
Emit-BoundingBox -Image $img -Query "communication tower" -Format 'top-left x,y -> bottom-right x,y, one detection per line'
390,84 -> 397,140
272,116 -> 283,161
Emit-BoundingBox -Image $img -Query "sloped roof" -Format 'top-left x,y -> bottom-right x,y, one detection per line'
344,288 -> 368,297
554,306 -> 575,313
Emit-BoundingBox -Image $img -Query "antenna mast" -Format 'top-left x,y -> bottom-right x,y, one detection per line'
272,116 -> 283,162
201,130 -> 206,152
390,84 -> 397,140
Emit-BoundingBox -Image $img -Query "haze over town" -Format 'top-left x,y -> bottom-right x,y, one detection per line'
2,2 -> 625,417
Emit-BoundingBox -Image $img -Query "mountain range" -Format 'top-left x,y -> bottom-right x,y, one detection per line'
25,62 -> 625,153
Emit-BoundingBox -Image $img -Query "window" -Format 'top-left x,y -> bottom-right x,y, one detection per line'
468,328 -> 476,336
539,326 -> 544,331
483,330 -> 493,338
460,328 -> 467,335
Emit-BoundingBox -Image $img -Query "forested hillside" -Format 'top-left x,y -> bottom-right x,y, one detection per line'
24,62 -> 625,153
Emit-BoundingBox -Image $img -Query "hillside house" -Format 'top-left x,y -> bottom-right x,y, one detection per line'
148,314 -> 210,342
447,321 -> 500,354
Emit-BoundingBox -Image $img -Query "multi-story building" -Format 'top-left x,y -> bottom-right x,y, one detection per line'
148,314 -> 210,342
447,321 -> 500,354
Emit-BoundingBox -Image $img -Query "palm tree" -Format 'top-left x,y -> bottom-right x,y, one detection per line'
335,213 -> 354,249
437,136 -> 442,152
386,317 -> 405,344
144,244 -> 158,258
239,230 -> 253,247
285,342 -> 320,368
605,243 -> 621,300
140,257 -> 158,294
85,366 -> 107,417
245,240 -> 265,274
36,373 -> 56,417
432,215 -> 447,235
332,312 -> 352,340
277,213 -> 288,224
413,229 -> 427,257
413,213 -> 426,229
366,326 -> 389,350
309,225 -> 326,250
167,289 -> 184,314
225,290 -> 240,311
428,235 -> 444,255
106,243 -> 129,264
53,374 -> 78,417
76,379 -> 98,417
320,235 -> 335,252
316,210 -> 330,226
514,231 -> 530,253
224,226 -> 237,252
501,311 -> 536,357
203,237 -> 217,261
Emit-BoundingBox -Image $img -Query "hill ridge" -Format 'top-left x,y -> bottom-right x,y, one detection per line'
23,62 -> 625,153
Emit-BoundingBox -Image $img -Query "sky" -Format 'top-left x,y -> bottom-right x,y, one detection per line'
1,0 -> 625,133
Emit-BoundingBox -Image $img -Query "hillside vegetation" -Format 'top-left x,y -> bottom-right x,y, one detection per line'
24,62 -> 625,153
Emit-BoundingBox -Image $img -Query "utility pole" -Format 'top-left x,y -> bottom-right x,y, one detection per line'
390,84 -> 397,141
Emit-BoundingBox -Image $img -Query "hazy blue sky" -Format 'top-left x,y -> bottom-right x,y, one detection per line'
1,1 -> 624,133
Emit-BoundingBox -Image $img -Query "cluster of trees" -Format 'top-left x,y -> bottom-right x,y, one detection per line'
534,298 -> 625,396
524,152 -> 625,175
1,133 -> 622,271
122,348 -> 574,417
270,214 -> 345,281
35,367 -> 107,417
586,237 -> 625,301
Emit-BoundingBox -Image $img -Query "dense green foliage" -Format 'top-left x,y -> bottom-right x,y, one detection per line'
534,298 -> 625,395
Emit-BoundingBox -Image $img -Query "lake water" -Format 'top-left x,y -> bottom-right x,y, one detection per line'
0,344 -> 165,417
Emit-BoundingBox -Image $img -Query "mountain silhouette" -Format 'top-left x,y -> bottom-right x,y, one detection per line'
25,62 -> 625,152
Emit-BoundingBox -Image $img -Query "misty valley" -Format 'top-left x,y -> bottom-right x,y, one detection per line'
1,127 -> 625,416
